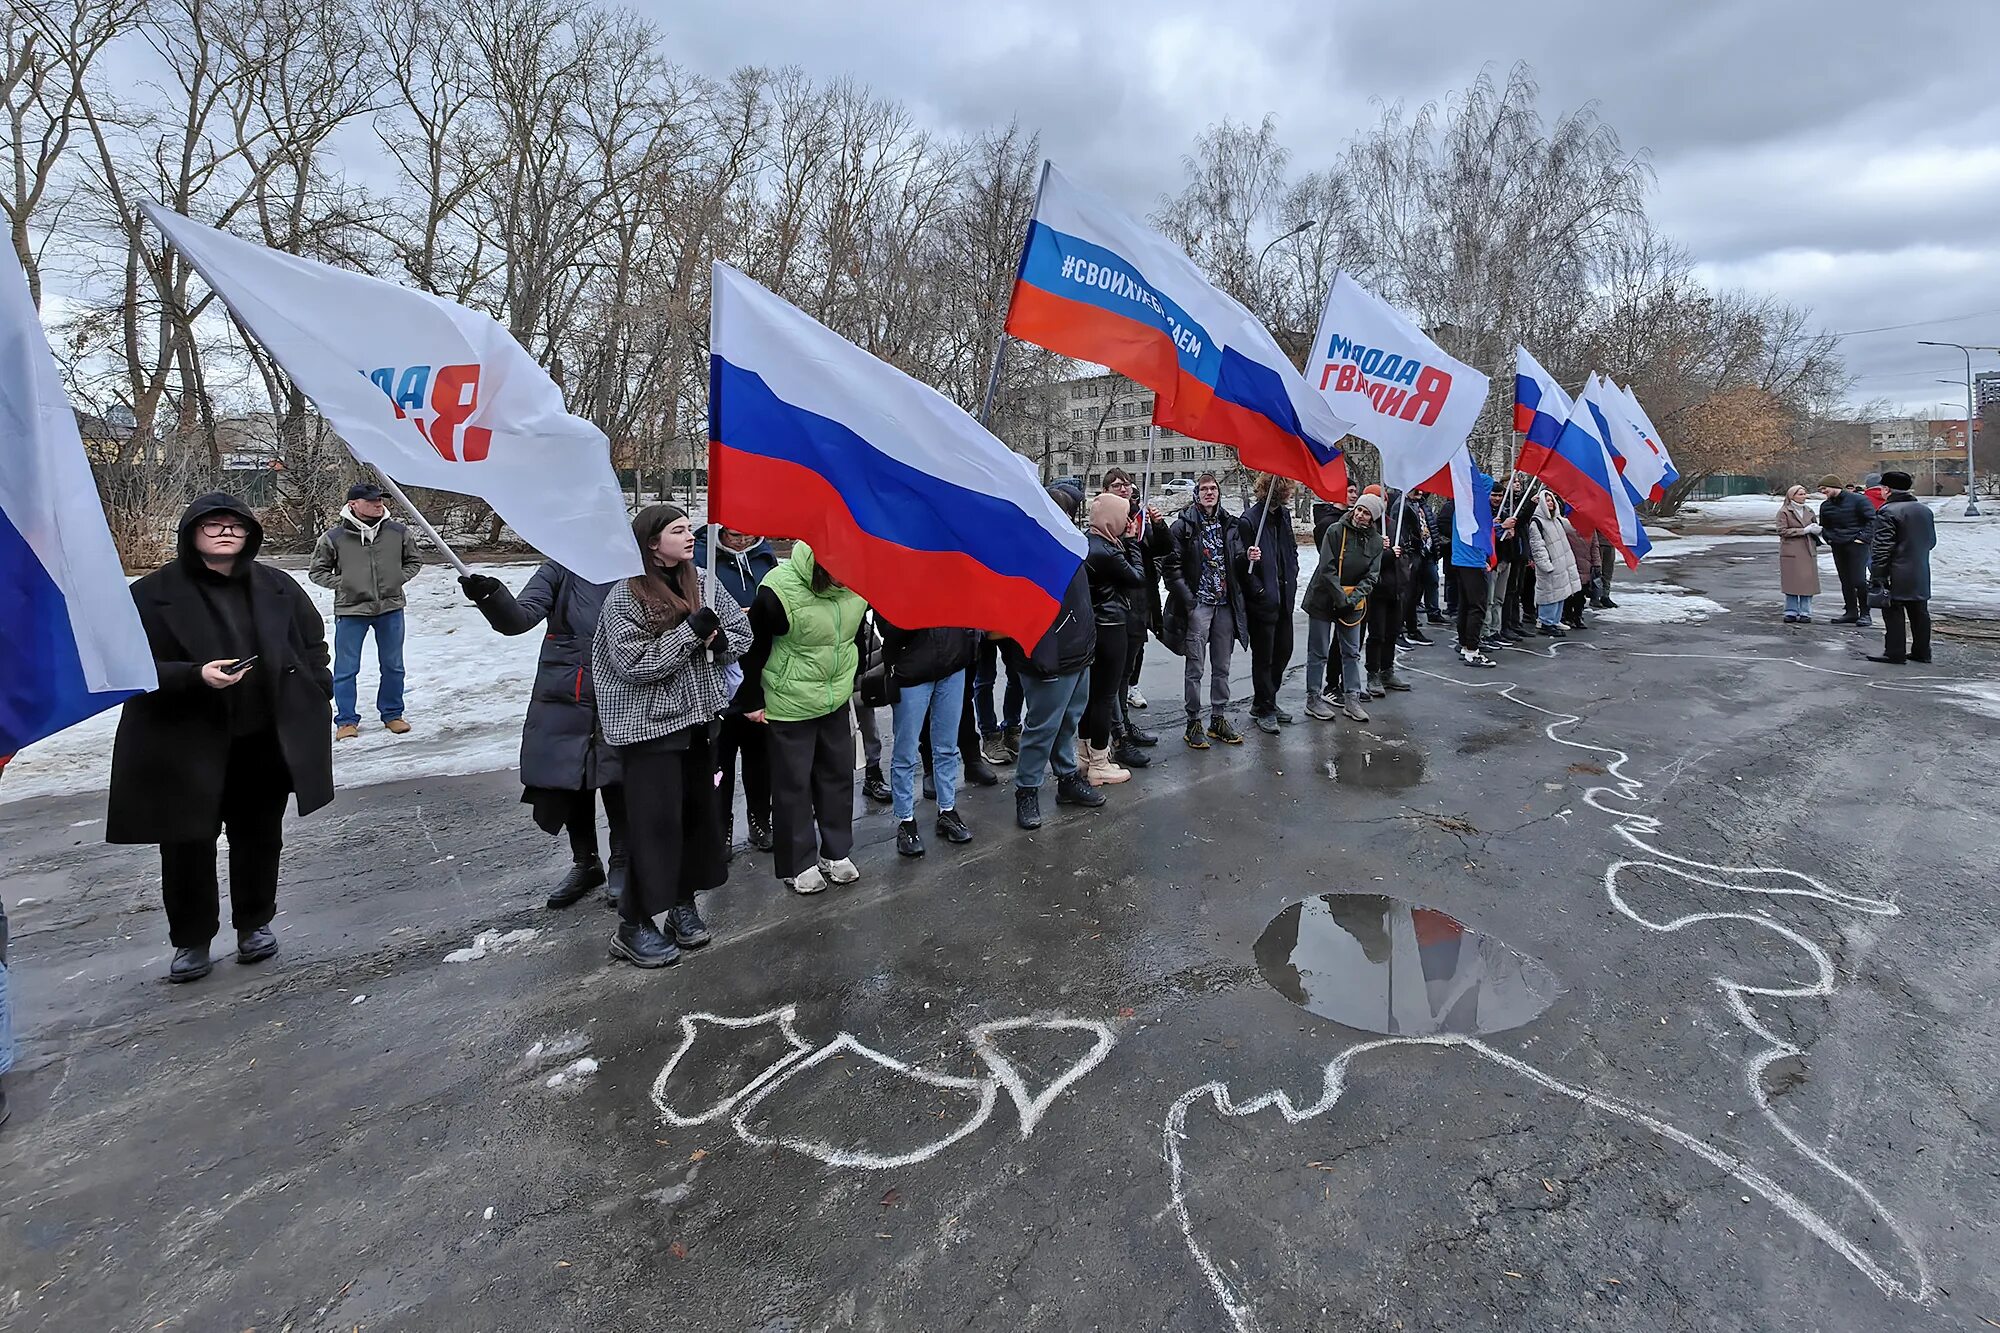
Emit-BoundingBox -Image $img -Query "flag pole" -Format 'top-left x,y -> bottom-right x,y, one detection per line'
369,468 -> 472,577
977,160 -> 1052,429
1142,421 -> 1157,529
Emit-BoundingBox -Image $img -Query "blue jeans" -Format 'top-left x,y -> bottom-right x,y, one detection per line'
1015,669 -> 1089,791
891,670 -> 966,819
1537,600 -> 1563,628
333,610 -> 406,726
1785,594 -> 1814,617
1306,616 -> 1367,698
973,640 -> 1023,736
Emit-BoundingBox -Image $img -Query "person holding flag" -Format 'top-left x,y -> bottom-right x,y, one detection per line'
1437,448 -> 1499,668
1162,474 -> 1251,748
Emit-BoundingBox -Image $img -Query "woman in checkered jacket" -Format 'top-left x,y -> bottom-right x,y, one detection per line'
591,504 -> 752,969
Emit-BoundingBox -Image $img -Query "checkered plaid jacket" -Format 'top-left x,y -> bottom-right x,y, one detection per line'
591,574 -> 752,747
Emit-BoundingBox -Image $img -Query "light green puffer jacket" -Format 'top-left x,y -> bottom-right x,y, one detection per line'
759,543 -> 865,723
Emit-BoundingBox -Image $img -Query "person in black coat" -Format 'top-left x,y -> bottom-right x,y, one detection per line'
1079,491 -> 1147,784
1239,475 -> 1301,734
693,525 -> 783,858
877,618 -> 980,856
1003,486 -> 1103,830
1816,475 -> 1878,627
460,562 -> 626,909
107,494 -> 332,983
1867,471 -> 1938,665
1161,472 -> 1251,748
1363,488 -> 1422,694
1103,469 -> 1167,739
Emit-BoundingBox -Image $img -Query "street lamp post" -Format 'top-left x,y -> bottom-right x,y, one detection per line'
1256,218 -> 1319,275
1917,340 -> 1995,515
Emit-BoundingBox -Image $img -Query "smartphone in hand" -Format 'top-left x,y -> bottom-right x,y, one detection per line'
222,655 -> 259,675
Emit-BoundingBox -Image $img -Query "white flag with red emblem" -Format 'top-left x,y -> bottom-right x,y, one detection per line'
143,204 -> 640,584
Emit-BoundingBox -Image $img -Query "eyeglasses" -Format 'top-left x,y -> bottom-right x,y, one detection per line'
198,520 -> 249,536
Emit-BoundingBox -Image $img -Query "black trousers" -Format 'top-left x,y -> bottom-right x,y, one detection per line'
562,783 -> 628,865
1365,585 -> 1402,673
618,731 -> 726,922
1883,600 -> 1933,662
1453,566 -> 1489,651
768,708 -> 856,879
1082,621 -> 1132,748
1126,626 -> 1147,688
1247,607 -> 1295,715
1563,590 -> 1588,625
715,713 -> 771,841
1831,542 -> 1872,620
160,735 -> 291,949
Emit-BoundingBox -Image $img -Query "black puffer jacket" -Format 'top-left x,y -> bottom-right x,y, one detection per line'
877,619 -> 980,688
464,562 -> 619,791
1003,566 -> 1097,679
108,494 -> 333,844
1818,489 -> 1877,546
1085,532 -> 1146,627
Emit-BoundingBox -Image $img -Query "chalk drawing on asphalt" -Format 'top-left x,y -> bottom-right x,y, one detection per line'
651,1008 -> 1117,1168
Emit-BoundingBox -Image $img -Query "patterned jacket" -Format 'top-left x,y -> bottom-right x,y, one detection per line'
590,574 -> 752,747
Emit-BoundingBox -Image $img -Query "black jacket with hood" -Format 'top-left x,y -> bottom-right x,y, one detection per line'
108,494 -> 333,844
464,561 -> 620,795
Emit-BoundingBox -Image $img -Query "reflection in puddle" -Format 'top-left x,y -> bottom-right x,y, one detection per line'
1323,730 -> 1428,788
1254,894 -> 1563,1036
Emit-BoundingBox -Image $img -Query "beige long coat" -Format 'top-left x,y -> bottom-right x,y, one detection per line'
1776,500 -> 1823,596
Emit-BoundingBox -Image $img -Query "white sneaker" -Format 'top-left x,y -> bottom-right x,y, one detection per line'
1467,649 -> 1498,669
1125,686 -> 1148,710
787,865 -> 828,895
819,857 -> 861,885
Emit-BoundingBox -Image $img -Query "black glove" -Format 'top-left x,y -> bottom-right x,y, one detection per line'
684,606 -> 721,643
459,573 -> 502,600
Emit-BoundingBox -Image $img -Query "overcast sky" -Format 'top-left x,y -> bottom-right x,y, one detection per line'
653,0 -> 1998,419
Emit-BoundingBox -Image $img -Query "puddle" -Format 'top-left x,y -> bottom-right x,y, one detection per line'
1324,730 -> 1428,788
1254,894 -> 1564,1036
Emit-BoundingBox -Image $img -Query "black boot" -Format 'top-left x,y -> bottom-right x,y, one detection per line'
1111,734 -> 1153,769
604,851 -> 628,909
897,818 -> 926,857
1001,725 -> 1022,761
547,855 -> 606,909
666,903 -> 712,949
1123,720 -> 1160,746
0,1077 -> 9,1130
747,812 -> 773,851
962,749 -> 1001,787
936,808 -> 973,844
610,920 -> 680,968
1015,786 -> 1043,830
236,926 -> 278,964
863,763 -> 892,804
922,770 -> 937,801
1056,772 -> 1106,808
168,944 -> 213,983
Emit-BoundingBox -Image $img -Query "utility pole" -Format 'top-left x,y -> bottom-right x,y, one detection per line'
1918,340 -> 1995,515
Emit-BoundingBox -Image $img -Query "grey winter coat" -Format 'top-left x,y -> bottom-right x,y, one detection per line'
1775,501 -> 1823,597
465,562 -> 619,790
1870,490 -> 1937,601
309,515 -> 423,617
1526,511 -> 1583,603
591,574 -> 752,747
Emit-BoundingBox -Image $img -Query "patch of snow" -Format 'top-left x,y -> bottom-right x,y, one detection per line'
1927,515 -> 2000,615
1595,583 -> 1730,625
443,927 -> 539,964
545,1056 -> 600,1089
1677,494 -> 1785,525
2,561 -> 545,805
1644,534 -> 1772,560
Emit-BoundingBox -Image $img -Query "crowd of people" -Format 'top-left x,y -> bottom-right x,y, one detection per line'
0,460 -> 1954,1128
1773,469 -> 1938,666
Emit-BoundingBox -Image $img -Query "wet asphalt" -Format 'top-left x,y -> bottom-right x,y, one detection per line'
2,545 -> 1997,1332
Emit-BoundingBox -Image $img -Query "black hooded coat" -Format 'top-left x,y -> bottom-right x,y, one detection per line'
107,494 -> 333,844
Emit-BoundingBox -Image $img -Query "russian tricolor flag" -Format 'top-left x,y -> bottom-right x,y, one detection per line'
1,248 -> 156,759
1004,164 -> 1356,500
707,262 -> 1085,648
1513,345 -> 1572,449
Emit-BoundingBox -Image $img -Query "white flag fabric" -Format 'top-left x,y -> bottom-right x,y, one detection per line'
143,205 -> 640,584
1308,272 -> 1489,491
1,248 -> 156,754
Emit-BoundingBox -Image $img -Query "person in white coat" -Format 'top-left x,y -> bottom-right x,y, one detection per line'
1526,491 -> 1583,637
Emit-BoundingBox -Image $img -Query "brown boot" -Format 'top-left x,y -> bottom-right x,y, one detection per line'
336,724 -> 360,740
384,718 -> 412,735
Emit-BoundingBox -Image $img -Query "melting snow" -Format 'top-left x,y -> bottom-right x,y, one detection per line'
443,928 -> 539,964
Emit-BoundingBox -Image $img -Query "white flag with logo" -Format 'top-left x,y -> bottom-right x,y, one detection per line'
1308,272 -> 1489,491
143,204 -> 640,584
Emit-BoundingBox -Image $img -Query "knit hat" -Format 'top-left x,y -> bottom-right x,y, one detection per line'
1361,484 -> 1384,498
1864,472 -> 1882,487
1047,482 -> 1083,519
1817,474 -> 1843,490
1353,493 -> 1386,522
1088,491 -> 1128,541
